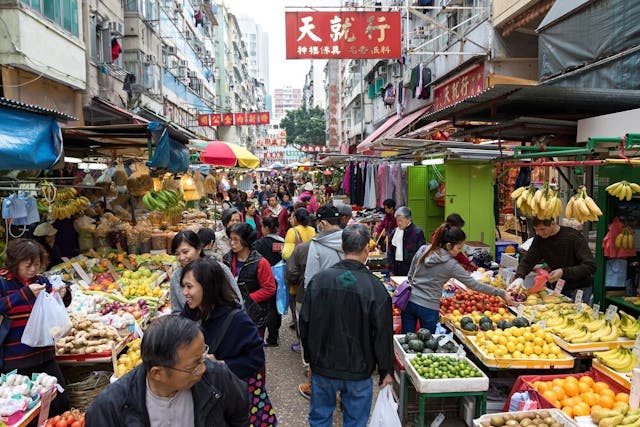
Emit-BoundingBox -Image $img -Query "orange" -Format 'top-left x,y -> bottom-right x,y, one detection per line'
537,381 -> 552,393
563,381 -> 580,397
552,385 -> 566,401
593,381 -> 610,394
552,378 -> 564,388
615,393 -> 630,403
573,402 -> 591,417
553,400 -> 562,409
581,392 -> 598,407
533,381 -> 542,390
598,394 -> 615,409
578,382 -> 591,394
579,376 -> 595,387
565,376 -> 579,383
600,388 -> 616,399
543,390 -> 558,403
561,406 -> 573,418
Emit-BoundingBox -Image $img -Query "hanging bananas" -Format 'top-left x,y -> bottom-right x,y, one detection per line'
606,180 -> 640,201
511,183 -> 563,219
39,187 -> 91,220
615,226 -> 635,250
565,185 -> 602,223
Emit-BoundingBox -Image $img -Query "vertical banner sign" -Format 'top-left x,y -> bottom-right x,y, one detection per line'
285,11 -> 402,59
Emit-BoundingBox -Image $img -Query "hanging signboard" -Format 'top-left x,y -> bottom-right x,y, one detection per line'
434,63 -> 486,111
197,112 -> 271,126
285,11 -> 401,59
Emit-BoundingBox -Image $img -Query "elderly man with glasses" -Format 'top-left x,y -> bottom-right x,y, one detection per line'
85,315 -> 249,426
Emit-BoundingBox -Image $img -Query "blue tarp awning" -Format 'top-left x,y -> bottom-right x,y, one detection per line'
0,106 -> 63,170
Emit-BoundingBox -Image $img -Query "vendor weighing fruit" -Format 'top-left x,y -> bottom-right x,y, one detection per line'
509,217 -> 596,302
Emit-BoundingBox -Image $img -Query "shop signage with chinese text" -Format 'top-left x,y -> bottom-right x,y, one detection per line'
434,63 -> 486,111
285,11 -> 401,59
197,112 -> 270,126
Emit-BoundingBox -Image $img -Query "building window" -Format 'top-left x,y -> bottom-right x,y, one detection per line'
124,50 -> 161,95
24,0 -> 79,36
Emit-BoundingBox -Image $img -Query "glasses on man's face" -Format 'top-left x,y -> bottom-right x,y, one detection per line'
162,344 -> 209,376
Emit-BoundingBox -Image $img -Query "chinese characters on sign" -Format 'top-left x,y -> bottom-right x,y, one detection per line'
285,11 -> 401,59
327,84 -> 339,147
300,145 -> 329,153
434,63 -> 485,111
197,112 -> 270,126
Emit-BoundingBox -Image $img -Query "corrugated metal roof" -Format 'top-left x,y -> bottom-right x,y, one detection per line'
0,97 -> 77,121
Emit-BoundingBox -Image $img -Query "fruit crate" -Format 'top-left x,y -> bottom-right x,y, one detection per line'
466,336 -> 574,369
551,334 -> 634,353
591,359 -> 631,390
473,409 -> 577,427
403,353 -> 489,394
393,334 -> 462,362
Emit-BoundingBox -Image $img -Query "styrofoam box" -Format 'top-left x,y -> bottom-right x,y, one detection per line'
393,334 -> 460,361
473,409 -> 578,427
404,353 -> 489,394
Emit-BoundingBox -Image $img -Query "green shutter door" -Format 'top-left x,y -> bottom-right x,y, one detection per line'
408,166 -> 428,233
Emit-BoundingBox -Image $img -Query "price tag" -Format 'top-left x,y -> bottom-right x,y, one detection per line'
37,388 -> 53,426
605,305 -> 618,322
517,305 -> 525,317
527,308 -> 537,323
537,320 -> 547,329
105,260 -> 121,281
592,304 -> 601,319
71,262 -> 92,285
577,303 -> 584,314
121,258 -> 134,271
431,412 -> 446,427
456,346 -> 466,358
574,290 -> 584,305
553,279 -> 565,296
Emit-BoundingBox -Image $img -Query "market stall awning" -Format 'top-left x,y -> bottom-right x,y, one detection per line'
83,97 -> 148,126
356,114 -> 400,154
377,105 -> 432,142
196,140 -> 260,169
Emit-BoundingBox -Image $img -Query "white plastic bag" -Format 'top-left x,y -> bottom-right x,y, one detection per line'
369,386 -> 401,427
21,291 -> 72,347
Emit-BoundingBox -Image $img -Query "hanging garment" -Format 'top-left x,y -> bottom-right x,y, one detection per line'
343,164 -> 351,196
12,194 -> 40,225
194,9 -> 203,27
418,67 -> 432,100
409,66 -> 419,97
2,194 -> 27,221
354,163 -> 366,206
399,165 -> 408,206
376,164 -> 386,207
363,164 -> 377,209
123,74 -> 136,100
111,38 -> 122,61
415,64 -> 424,99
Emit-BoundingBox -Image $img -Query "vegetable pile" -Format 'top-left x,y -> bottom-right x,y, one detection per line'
55,316 -> 121,355
409,354 -> 482,379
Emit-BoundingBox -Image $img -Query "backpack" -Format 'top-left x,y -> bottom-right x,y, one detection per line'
383,85 -> 396,106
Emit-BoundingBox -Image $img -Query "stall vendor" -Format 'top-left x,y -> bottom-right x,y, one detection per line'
509,217 -> 596,302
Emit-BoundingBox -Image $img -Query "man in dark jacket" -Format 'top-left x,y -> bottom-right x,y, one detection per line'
85,316 -> 248,427
300,224 -> 394,427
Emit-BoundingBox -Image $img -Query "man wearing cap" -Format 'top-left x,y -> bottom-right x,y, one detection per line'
336,203 -> 355,229
299,183 -> 318,214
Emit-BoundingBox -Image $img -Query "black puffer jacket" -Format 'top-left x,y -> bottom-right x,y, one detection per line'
85,360 -> 249,427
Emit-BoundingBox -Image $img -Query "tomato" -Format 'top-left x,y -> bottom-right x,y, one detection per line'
71,421 -> 82,427
55,420 -> 68,427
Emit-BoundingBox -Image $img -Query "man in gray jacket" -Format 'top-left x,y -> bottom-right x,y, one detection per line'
297,204 -> 345,399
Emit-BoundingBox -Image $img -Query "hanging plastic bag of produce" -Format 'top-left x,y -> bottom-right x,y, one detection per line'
272,261 -> 288,315
127,162 -> 154,196
370,386 -> 401,427
21,291 -> 72,347
112,161 -> 128,186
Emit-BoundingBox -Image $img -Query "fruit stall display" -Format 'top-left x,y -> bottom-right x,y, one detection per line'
113,338 -> 142,378
446,310 -> 520,333
474,409 -> 576,427
0,373 -> 59,424
55,315 -> 129,363
466,325 -> 574,369
43,410 -> 85,427
590,347 -> 637,389
404,353 -> 489,393
440,291 -> 508,316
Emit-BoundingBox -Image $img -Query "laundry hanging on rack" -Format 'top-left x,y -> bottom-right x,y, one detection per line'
2,192 -> 40,225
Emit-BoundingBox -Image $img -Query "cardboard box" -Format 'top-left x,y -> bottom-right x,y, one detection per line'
463,241 -> 490,256
495,240 -> 518,263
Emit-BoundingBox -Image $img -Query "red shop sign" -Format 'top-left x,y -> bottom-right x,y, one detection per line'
434,63 -> 486,111
285,11 -> 401,59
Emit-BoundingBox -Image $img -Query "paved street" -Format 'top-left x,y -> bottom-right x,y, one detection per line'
265,312 -> 344,427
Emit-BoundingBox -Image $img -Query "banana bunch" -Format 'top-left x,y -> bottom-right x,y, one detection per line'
55,187 -> 78,202
44,195 -> 91,220
619,311 -> 640,339
606,180 -> 640,201
142,190 -> 182,212
594,347 -> 638,373
565,185 -> 602,222
550,311 -> 622,343
511,183 -> 563,219
615,227 -> 635,250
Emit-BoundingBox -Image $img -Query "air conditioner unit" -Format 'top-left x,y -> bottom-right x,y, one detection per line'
171,60 -> 180,69
165,45 -> 176,55
195,45 -> 202,53
177,66 -> 187,78
187,70 -> 198,78
415,26 -> 427,38
378,65 -> 387,76
179,59 -> 188,67
185,33 -> 193,41
145,54 -> 156,63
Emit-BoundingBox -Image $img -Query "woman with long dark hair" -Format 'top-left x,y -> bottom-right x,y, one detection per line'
401,224 -> 513,333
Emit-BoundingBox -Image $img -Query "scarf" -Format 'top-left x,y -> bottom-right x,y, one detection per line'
392,228 -> 404,262
268,204 -> 283,217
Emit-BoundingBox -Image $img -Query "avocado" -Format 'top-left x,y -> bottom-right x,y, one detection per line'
460,316 -> 474,326
513,317 -> 530,327
408,339 -> 425,352
480,321 -> 494,331
405,332 -> 418,342
497,320 -> 509,330
462,322 -> 478,332
424,338 -> 439,351
422,347 -> 434,353
401,343 -> 410,352
417,328 -> 432,342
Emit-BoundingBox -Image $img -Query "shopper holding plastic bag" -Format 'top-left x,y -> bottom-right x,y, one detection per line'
370,386 -> 402,427
0,238 -> 71,415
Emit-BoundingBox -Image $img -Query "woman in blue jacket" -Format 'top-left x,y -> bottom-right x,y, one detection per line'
181,258 -> 277,427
